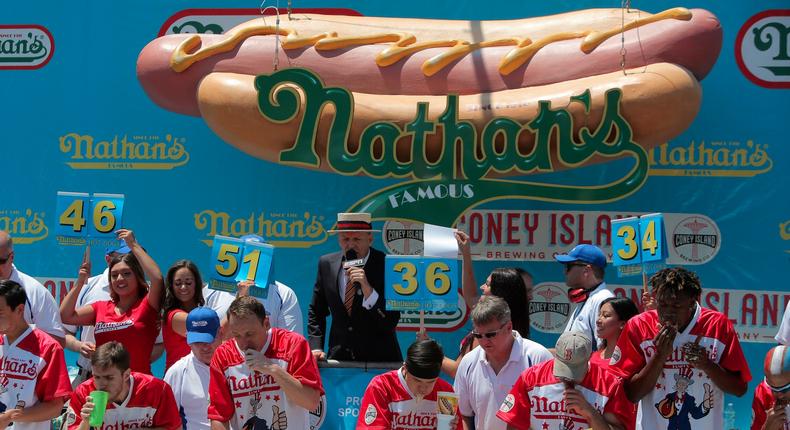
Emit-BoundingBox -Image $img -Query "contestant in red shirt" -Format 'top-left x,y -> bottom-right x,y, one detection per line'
752,345 -> 790,430
497,331 -> 634,430
0,279 -> 72,430
60,229 -> 165,375
208,296 -> 323,430
66,341 -> 180,430
610,267 -> 750,430
357,339 -> 461,430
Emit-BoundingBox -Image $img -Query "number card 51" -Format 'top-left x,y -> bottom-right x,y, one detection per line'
209,235 -> 274,299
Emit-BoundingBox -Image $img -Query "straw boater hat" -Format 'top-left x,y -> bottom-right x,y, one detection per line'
327,213 -> 381,233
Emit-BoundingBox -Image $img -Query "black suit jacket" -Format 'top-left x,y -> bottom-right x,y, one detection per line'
307,247 -> 402,362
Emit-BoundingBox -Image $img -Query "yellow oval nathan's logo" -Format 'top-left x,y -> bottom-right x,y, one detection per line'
0,209 -> 48,244
648,139 -> 773,177
58,133 -> 190,170
194,210 -> 328,248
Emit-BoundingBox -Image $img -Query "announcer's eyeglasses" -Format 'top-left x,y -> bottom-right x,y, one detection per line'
0,252 -> 12,265
472,323 -> 507,339
765,377 -> 790,394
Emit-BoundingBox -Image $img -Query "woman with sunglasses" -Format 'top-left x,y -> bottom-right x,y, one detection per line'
590,297 -> 639,370
752,345 -> 790,430
61,229 -> 164,375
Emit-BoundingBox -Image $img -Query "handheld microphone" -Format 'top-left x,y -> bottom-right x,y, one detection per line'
343,249 -> 363,291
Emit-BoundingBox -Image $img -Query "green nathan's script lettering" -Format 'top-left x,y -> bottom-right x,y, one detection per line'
254,68 -> 648,225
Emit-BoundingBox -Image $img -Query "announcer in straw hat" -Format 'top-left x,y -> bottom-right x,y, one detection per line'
307,213 -> 402,362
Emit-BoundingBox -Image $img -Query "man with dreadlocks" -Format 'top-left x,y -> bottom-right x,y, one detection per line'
609,267 -> 750,430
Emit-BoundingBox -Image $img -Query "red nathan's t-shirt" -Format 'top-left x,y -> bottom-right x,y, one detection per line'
357,368 -> 462,430
163,308 -> 190,371
609,306 -> 751,430
208,328 -> 324,430
67,371 -> 180,430
496,359 -> 635,430
0,327 -> 72,430
91,296 -> 159,374
751,380 -> 790,430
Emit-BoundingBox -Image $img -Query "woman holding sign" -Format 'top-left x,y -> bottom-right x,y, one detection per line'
60,229 -> 164,375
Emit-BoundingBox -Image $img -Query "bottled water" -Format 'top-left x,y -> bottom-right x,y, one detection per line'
724,402 -> 736,430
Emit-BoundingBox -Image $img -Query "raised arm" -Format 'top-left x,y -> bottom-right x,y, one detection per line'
456,231 -> 479,310
60,256 -> 97,326
117,229 -> 164,312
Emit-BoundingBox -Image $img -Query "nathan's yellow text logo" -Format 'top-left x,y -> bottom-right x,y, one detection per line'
0,209 -> 48,244
194,210 -> 327,248
781,220 -> 790,254
648,139 -> 772,177
59,133 -> 190,170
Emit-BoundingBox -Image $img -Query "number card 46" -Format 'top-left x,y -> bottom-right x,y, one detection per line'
56,192 -> 125,239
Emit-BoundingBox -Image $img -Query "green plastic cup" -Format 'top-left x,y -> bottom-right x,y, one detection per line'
88,390 -> 109,427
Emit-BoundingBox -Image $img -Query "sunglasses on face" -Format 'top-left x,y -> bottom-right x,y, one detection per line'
564,263 -> 588,272
0,253 -> 11,265
766,377 -> 790,394
472,323 -> 507,339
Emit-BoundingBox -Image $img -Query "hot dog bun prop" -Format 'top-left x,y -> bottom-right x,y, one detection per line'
137,7 -> 722,180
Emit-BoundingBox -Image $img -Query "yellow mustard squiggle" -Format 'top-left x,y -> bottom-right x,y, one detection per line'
170,7 -> 691,76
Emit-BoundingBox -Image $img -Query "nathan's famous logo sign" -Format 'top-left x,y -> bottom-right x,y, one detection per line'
648,139 -> 773,177
781,219 -> 790,254
137,8 -> 722,225
0,209 -> 47,244
194,210 -> 328,248
59,133 -> 189,170
0,25 -> 54,69
736,10 -> 790,89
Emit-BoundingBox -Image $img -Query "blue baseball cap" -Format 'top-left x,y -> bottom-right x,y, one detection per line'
105,244 -> 131,255
186,307 -> 220,345
240,234 -> 264,243
554,244 -> 607,268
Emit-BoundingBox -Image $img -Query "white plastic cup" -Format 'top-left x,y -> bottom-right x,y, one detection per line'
436,413 -> 454,430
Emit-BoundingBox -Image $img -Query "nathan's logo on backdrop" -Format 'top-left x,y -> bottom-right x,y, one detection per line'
530,283 -> 571,334
0,209 -> 47,244
397,292 -> 468,331
672,215 -> 720,264
781,219 -> 790,254
736,10 -> 790,88
0,25 -> 54,69
58,133 -> 190,170
382,220 -> 424,256
194,210 -> 328,248
648,139 -> 773,177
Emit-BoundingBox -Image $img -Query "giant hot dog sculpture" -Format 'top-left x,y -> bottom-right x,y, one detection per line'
137,7 -> 722,179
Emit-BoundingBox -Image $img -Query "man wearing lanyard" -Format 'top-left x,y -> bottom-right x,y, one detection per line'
554,244 -> 614,349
